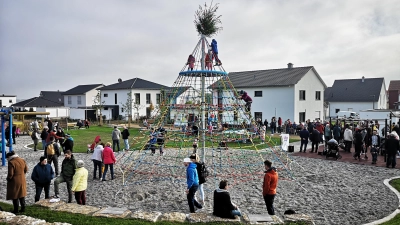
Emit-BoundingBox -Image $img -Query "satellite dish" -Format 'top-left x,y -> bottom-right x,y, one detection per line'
118,78 -> 122,83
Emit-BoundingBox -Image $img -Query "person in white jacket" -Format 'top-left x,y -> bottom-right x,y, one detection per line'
91,144 -> 104,180
343,126 -> 353,152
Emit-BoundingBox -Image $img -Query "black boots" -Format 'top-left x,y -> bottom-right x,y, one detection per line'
12,197 -> 25,213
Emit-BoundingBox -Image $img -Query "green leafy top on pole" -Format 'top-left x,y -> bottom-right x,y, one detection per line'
194,2 -> 223,37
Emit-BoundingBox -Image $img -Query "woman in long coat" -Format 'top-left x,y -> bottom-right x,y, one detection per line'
6,151 -> 28,213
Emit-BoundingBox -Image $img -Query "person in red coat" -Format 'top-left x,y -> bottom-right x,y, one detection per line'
187,54 -> 195,71
101,142 -> 116,181
262,160 -> 278,215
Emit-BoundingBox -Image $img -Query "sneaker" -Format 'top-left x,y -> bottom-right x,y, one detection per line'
52,195 -> 60,199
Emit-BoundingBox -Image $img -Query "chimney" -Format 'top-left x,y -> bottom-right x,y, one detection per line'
118,78 -> 122,83
362,76 -> 365,82
287,63 -> 293,69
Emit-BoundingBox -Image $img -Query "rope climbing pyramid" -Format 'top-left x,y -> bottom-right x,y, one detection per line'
114,35 -> 300,194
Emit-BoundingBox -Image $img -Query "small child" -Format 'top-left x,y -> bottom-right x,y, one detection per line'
16,127 -> 21,138
208,124 -> 213,134
260,125 -> 266,144
371,147 -> 378,164
187,54 -> 195,71
193,138 -> 198,154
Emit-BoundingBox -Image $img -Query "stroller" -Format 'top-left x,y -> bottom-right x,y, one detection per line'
324,139 -> 342,160
87,135 -> 101,154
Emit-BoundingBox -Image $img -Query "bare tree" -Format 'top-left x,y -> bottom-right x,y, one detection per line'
92,91 -> 105,126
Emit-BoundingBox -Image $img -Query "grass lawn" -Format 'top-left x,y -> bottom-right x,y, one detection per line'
380,179 -> 400,225
28,126 -> 300,153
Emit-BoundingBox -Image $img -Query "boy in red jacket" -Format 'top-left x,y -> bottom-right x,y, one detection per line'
263,160 -> 278,215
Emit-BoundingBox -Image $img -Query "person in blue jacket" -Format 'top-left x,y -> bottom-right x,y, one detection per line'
184,158 -> 203,213
31,156 -> 55,202
210,39 -> 222,66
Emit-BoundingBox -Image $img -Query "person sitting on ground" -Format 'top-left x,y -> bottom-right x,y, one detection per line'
213,180 -> 241,218
72,160 -> 88,205
76,120 -> 83,129
31,156 -> 54,202
237,90 -> 252,113
84,119 -> 90,129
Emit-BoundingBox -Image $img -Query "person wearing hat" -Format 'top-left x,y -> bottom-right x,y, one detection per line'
31,156 -> 54,202
61,133 -> 74,153
183,157 -> 203,213
91,143 -> 104,180
72,160 -> 88,205
53,150 -> 77,202
6,151 -> 28,213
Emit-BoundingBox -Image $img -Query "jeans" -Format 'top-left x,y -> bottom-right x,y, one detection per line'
231,209 -> 242,217
123,139 -> 129,150
102,164 -> 114,180
113,140 -> 120,152
271,127 -> 275,134
54,176 -> 73,202
42,140 -> 47,151
35,183 -> 50,202
300,140 -> 308,152
197,184 -> 204,201
187,184 -> 202,213
263,194 -> 275,215
74,190 -> 86,205
92,160 -> 102,179
47,155 -> 59,175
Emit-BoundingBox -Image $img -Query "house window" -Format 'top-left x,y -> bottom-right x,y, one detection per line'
67,96 -> 72,104
299,90 -> 306,100
9,99 -> 12,103
335,109 -> 340,113
121,108 -> 124,113
104,93 -> 108,97
299,112 -> 305,123
315,91 -> 321,100
254,91 -> 262,97
135,93 -> 140,104
77,96 -> 82,105
104,107 -> 108,110
114,93 -> 117,104
254,112 -> 262,121
156,94 -> 161,104
146,93 -> 151,104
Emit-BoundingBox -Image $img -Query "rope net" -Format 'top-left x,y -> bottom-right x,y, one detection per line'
115,36 -> 300,191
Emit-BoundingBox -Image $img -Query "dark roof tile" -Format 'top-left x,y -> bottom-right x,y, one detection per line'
63,84 -> 103,95
99,78 -> 168,90
325,78 -> 384,102
388,80 -> 400,91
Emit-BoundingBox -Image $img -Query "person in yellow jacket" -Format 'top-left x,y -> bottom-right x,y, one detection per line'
71,160 -> 88,205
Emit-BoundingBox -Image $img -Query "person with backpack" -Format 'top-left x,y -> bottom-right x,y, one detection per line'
31,156 -> 54,202
46,136 -> 61,176
190,154 -> 208,206
31,129 -> 41,151
53,150 -> 77,203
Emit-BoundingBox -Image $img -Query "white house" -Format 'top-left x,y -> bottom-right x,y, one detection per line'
166,86 -> 202,125
98,78 -> 169,120
12,91 -> 68,118
216,63 -> 327,123
325,77 -> 387,118
0,94 -> 17,108
63,84 -> 104,120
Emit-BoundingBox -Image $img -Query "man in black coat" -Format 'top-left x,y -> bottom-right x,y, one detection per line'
353,129 -> 363,160
385,132 -> 400,168
61,133 -> 74,153
299,127 -> 310,153
213,180 -> 241,219
310,127 -> 320,153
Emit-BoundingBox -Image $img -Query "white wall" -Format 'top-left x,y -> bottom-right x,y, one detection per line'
295,69 -> 325,122
377,81 -> 387,109
85,89 -> 100,107
36,107 -> 69,118
69,108 -> 96,120
64,95 -> 85,108
0,96 -> 17,107
329,102 -> 376,117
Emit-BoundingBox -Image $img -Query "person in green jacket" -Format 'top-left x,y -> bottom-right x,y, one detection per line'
53,150 -> 77,203
72,160 -> 88,205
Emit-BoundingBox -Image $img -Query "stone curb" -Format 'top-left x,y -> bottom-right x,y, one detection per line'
363,176 -> 400,225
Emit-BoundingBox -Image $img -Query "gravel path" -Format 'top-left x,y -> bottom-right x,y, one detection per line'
0,136 -> 399,225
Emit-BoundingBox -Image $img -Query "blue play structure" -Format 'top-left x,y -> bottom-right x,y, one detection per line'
0,108 -> 14,166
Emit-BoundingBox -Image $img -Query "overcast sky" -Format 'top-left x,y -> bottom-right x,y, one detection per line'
1,0 -> 399,100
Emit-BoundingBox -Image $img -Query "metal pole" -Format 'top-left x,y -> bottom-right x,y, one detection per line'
1,115 -> 6,166
9,113 -> 13,152
201,35 -> 206,163
384,118 -> 387,162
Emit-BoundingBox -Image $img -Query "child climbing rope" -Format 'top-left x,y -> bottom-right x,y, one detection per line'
187,54 -> 195,71
238,90 -> 252,113
210,39 -> 222,66
205,50 -> 214,70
